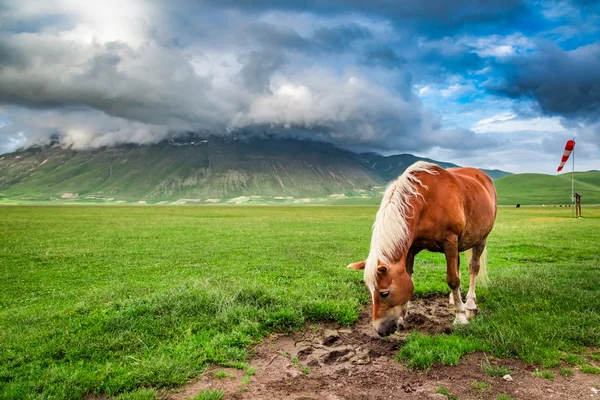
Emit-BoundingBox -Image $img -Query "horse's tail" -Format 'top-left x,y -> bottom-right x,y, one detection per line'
466,247 -> 489,288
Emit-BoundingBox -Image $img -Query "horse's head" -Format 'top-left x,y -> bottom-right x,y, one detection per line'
350,259 -> 414,336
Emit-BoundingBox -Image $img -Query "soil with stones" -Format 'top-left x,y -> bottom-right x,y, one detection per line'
169,295 -> 600,400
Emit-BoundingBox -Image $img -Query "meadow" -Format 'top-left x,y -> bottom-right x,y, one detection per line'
1,205 -> 599,399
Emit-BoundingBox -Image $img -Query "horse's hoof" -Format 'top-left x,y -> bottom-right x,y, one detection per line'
453,313 -> 469,325
466,309 -> 478,319
465,298 -> 477,310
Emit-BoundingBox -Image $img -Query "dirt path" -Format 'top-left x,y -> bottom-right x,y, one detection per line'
169,296 -> 600,400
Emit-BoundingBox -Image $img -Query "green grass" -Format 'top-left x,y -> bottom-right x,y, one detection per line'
580,365 -> 600,374
495,171 -> 600,205
560,367 -> 574,377
397,333 -> 483,369
533,368 -> 555,380
481,362 -> 512,378
114,389 -> 159,400
590,352 -> 600,362
496,394 -> 515,400
192,390 -> 224,400
1,206 -> 599,398
563,354 -> 585,366
471,380 -> 492,392
213,370 -> 228,379
437,386 -> 459,400
0,206 -> 370,399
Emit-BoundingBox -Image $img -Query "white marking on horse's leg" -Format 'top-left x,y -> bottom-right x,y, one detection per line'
465,273 -> 477,311
452,287 -> 468,325
449,270 -> 459,305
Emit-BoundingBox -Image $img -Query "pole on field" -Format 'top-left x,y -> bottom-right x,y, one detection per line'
571,137 -> 575,218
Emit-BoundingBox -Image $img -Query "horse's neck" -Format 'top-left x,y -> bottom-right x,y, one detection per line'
389,220 -> 418,265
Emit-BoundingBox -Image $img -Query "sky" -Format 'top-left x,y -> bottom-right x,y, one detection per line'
0,0 -> 598,173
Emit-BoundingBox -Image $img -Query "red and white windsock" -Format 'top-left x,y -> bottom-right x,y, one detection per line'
557,140 -> 575,172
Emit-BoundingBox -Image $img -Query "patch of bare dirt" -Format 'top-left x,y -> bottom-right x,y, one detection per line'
168,295 -> 600,400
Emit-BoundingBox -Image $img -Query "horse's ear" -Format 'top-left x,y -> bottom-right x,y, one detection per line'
347,260 -> 366,270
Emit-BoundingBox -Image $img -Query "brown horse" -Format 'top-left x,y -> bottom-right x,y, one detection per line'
348,161 -> 497,336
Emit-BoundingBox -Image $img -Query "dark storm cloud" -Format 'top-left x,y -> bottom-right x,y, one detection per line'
199,0 -> 527,35
361,46 -> 406,69
244,23 -> 311,51
417,43 -> 485,82
312,23 -> 372,52
488,41 -> 600,119
243,22 -> 373,55
0,33 -> 242,134
0,25 -> 469,153
238,49 -> 287,93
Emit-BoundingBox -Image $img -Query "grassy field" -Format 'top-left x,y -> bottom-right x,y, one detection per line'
1,205 -> 599,399
495,171 -> 600,205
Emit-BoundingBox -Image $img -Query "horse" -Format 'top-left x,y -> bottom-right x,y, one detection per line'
347,161 -> 497,337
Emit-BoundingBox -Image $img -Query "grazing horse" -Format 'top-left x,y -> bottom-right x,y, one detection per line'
348,161 -> 497,337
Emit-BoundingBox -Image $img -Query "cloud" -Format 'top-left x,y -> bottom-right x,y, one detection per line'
472,112 -> 568,133
0,0 -> 597,175
361,46 -> 406,68
0,1 -> 503,155
487,41 -> 600,119
198,0 -> 528,37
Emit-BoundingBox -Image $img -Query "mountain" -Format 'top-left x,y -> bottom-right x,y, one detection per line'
0,137 -> 387,202
494,172 -> 600,205
360,153 -> 511,181
0,136 -> 512,204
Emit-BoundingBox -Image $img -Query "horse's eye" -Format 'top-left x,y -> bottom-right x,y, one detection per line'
379,290 -> 390,298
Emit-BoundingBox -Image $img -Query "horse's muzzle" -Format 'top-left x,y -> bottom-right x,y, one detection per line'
374,318 -> 397,337
374,316 -> 407,337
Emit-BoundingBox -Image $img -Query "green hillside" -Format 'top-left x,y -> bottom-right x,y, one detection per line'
495,171 -> 600,205
360,153 -> 511,181
0,137 -> 386,203
0,136 -> 516,204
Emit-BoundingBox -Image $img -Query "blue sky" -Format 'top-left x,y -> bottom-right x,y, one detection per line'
0,0 -> 598,173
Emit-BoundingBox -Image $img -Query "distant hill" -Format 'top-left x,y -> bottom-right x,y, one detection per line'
0,136 -> 512,203
360,153 -> 511,181
495,172 -> 600,205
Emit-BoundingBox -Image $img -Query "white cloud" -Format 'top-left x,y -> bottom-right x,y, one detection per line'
468,33 -> 535,58
472,113 -> 569,133
440,83 -> 474,98
419,85 -> 432,96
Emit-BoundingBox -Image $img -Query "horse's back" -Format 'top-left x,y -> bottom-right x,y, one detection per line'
413,165 -> 497,251
447,167 -> 497,206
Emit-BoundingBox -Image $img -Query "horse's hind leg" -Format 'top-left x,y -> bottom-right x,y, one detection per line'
444,238 -> 468,325
466,240 -> 486,319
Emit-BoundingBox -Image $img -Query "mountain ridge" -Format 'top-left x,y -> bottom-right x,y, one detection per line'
0,136 -> 512,203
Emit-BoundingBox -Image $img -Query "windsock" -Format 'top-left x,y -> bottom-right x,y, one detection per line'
557,140 -> 575,172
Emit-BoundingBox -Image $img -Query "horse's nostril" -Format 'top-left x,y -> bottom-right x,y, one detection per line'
375,320 -> 397,337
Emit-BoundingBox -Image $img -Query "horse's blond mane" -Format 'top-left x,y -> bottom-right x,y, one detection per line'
364,161 -> 439,290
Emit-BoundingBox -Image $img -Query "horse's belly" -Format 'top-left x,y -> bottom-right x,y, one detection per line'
458,220 -> 494,251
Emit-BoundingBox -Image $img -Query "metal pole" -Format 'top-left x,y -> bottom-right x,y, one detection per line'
572,137 -> 575,218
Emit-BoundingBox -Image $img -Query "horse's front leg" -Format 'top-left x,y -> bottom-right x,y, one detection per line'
465,240 -> 486,319
444,238 -> 468,324
398,249 -> 418,328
